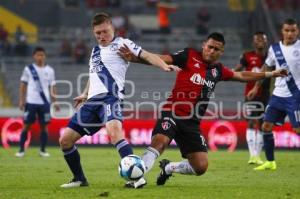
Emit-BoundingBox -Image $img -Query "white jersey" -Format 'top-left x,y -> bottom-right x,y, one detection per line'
20,64 -> 56,104
88,37 -> 142,99
265,40 -> 300,97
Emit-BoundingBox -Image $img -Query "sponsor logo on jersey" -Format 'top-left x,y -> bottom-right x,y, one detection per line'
89,65 -> 103,73
110,43 -> 118,51
190,73 -> 215,89
161,121 -> 171,130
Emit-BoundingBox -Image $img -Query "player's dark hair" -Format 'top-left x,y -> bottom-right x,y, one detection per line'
254,31 -> 266,36
33,46 -> 45,55
282,18 -> 298,27
92,12 -> 112,27
207,32 -> 225,45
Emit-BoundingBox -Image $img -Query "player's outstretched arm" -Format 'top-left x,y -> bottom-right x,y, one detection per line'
231,68 -> 287,82
139,49 -> 180,72
118,44 -> 180,71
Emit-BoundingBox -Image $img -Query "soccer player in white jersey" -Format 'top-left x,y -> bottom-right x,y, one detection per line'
59,12 -> 178,188
248,18 -> 300,171
15,47 -> 59,158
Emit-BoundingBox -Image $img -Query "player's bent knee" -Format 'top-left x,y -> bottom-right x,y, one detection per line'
193,161 -> 208,176
106,120 -> 123,144
59,130 -> 77,149
59,137 -> 73,149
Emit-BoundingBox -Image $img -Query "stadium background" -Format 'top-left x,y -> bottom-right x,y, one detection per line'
0,0 -> 300,150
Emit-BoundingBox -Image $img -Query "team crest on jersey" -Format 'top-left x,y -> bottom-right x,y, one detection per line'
161,121 -> 171,130
194,63 -> 200,68
211,68 -> 218,78
110,43 -> 119,51
293,50 -> 299,57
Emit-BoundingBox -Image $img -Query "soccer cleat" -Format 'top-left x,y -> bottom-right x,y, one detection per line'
157,159 -> 172,186
248,156 -> 256,164
254,161 -> 277,171
248,156 -> 263,165
124,177 -> 147,189
39,151 -> 50,157
15,151 -> 25,157
253,156 -> 263,165
60,179 -> 89,188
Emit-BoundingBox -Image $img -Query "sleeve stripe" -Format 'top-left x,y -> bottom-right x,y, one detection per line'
138,49 -> 142,58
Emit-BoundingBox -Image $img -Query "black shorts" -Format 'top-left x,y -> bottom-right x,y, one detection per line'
152,111 -> 207,158
244,97 -> 269,119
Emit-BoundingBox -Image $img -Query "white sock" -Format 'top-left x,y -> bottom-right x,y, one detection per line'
255,131 -> 264,156
141,147 -> 160,173
246,128 -> 256,157
165,160 -> 196,175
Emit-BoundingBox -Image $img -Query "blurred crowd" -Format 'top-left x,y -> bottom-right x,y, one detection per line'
0,24 -> 29,57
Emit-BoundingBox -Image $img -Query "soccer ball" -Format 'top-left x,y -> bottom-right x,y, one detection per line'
118,155 -> 146,181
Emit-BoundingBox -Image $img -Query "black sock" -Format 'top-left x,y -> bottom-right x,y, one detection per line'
19,130 -> 28,152
40,131 -> 48,152
263,132 -> 275,161
114,139 -> 133,158
63,146 -> 87,182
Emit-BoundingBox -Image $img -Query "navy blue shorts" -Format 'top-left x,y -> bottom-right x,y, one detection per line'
24,103 -> 51,124
68,95 -> 123,136
264,95 -> 300,128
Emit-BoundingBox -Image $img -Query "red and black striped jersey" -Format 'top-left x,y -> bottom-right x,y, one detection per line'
239,51 -> 270,98
163,48 -> 234,120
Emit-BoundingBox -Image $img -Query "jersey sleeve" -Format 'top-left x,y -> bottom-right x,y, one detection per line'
123,38 -> 142,57
221,65 -> 234,81
265,46 -> 276,68
49,68 -> 56,86
20,66 -> 29,83
170,48 -> 189,68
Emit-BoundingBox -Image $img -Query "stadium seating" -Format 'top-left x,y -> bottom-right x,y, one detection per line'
0,0 -> 245,114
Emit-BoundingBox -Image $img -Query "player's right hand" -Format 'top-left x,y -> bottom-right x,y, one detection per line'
272,68 -> 288,77
73,94 -> 87,108
163,64 -> 182,72
246,88 -> 258,101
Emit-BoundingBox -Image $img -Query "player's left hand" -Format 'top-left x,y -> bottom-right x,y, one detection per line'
272,68 -> 288,77
73,94 -> 87,108
246,88 -> 257,101
118,44 -> 136,62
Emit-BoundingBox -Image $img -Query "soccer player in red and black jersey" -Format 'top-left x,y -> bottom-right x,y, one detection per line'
234,31 -> 271,165
119,32 -> 286,188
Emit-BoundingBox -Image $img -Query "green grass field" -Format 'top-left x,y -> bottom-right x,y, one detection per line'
0,147 -> 299,199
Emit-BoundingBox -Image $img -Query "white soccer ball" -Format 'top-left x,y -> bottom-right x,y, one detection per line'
118,154 -> 146,181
